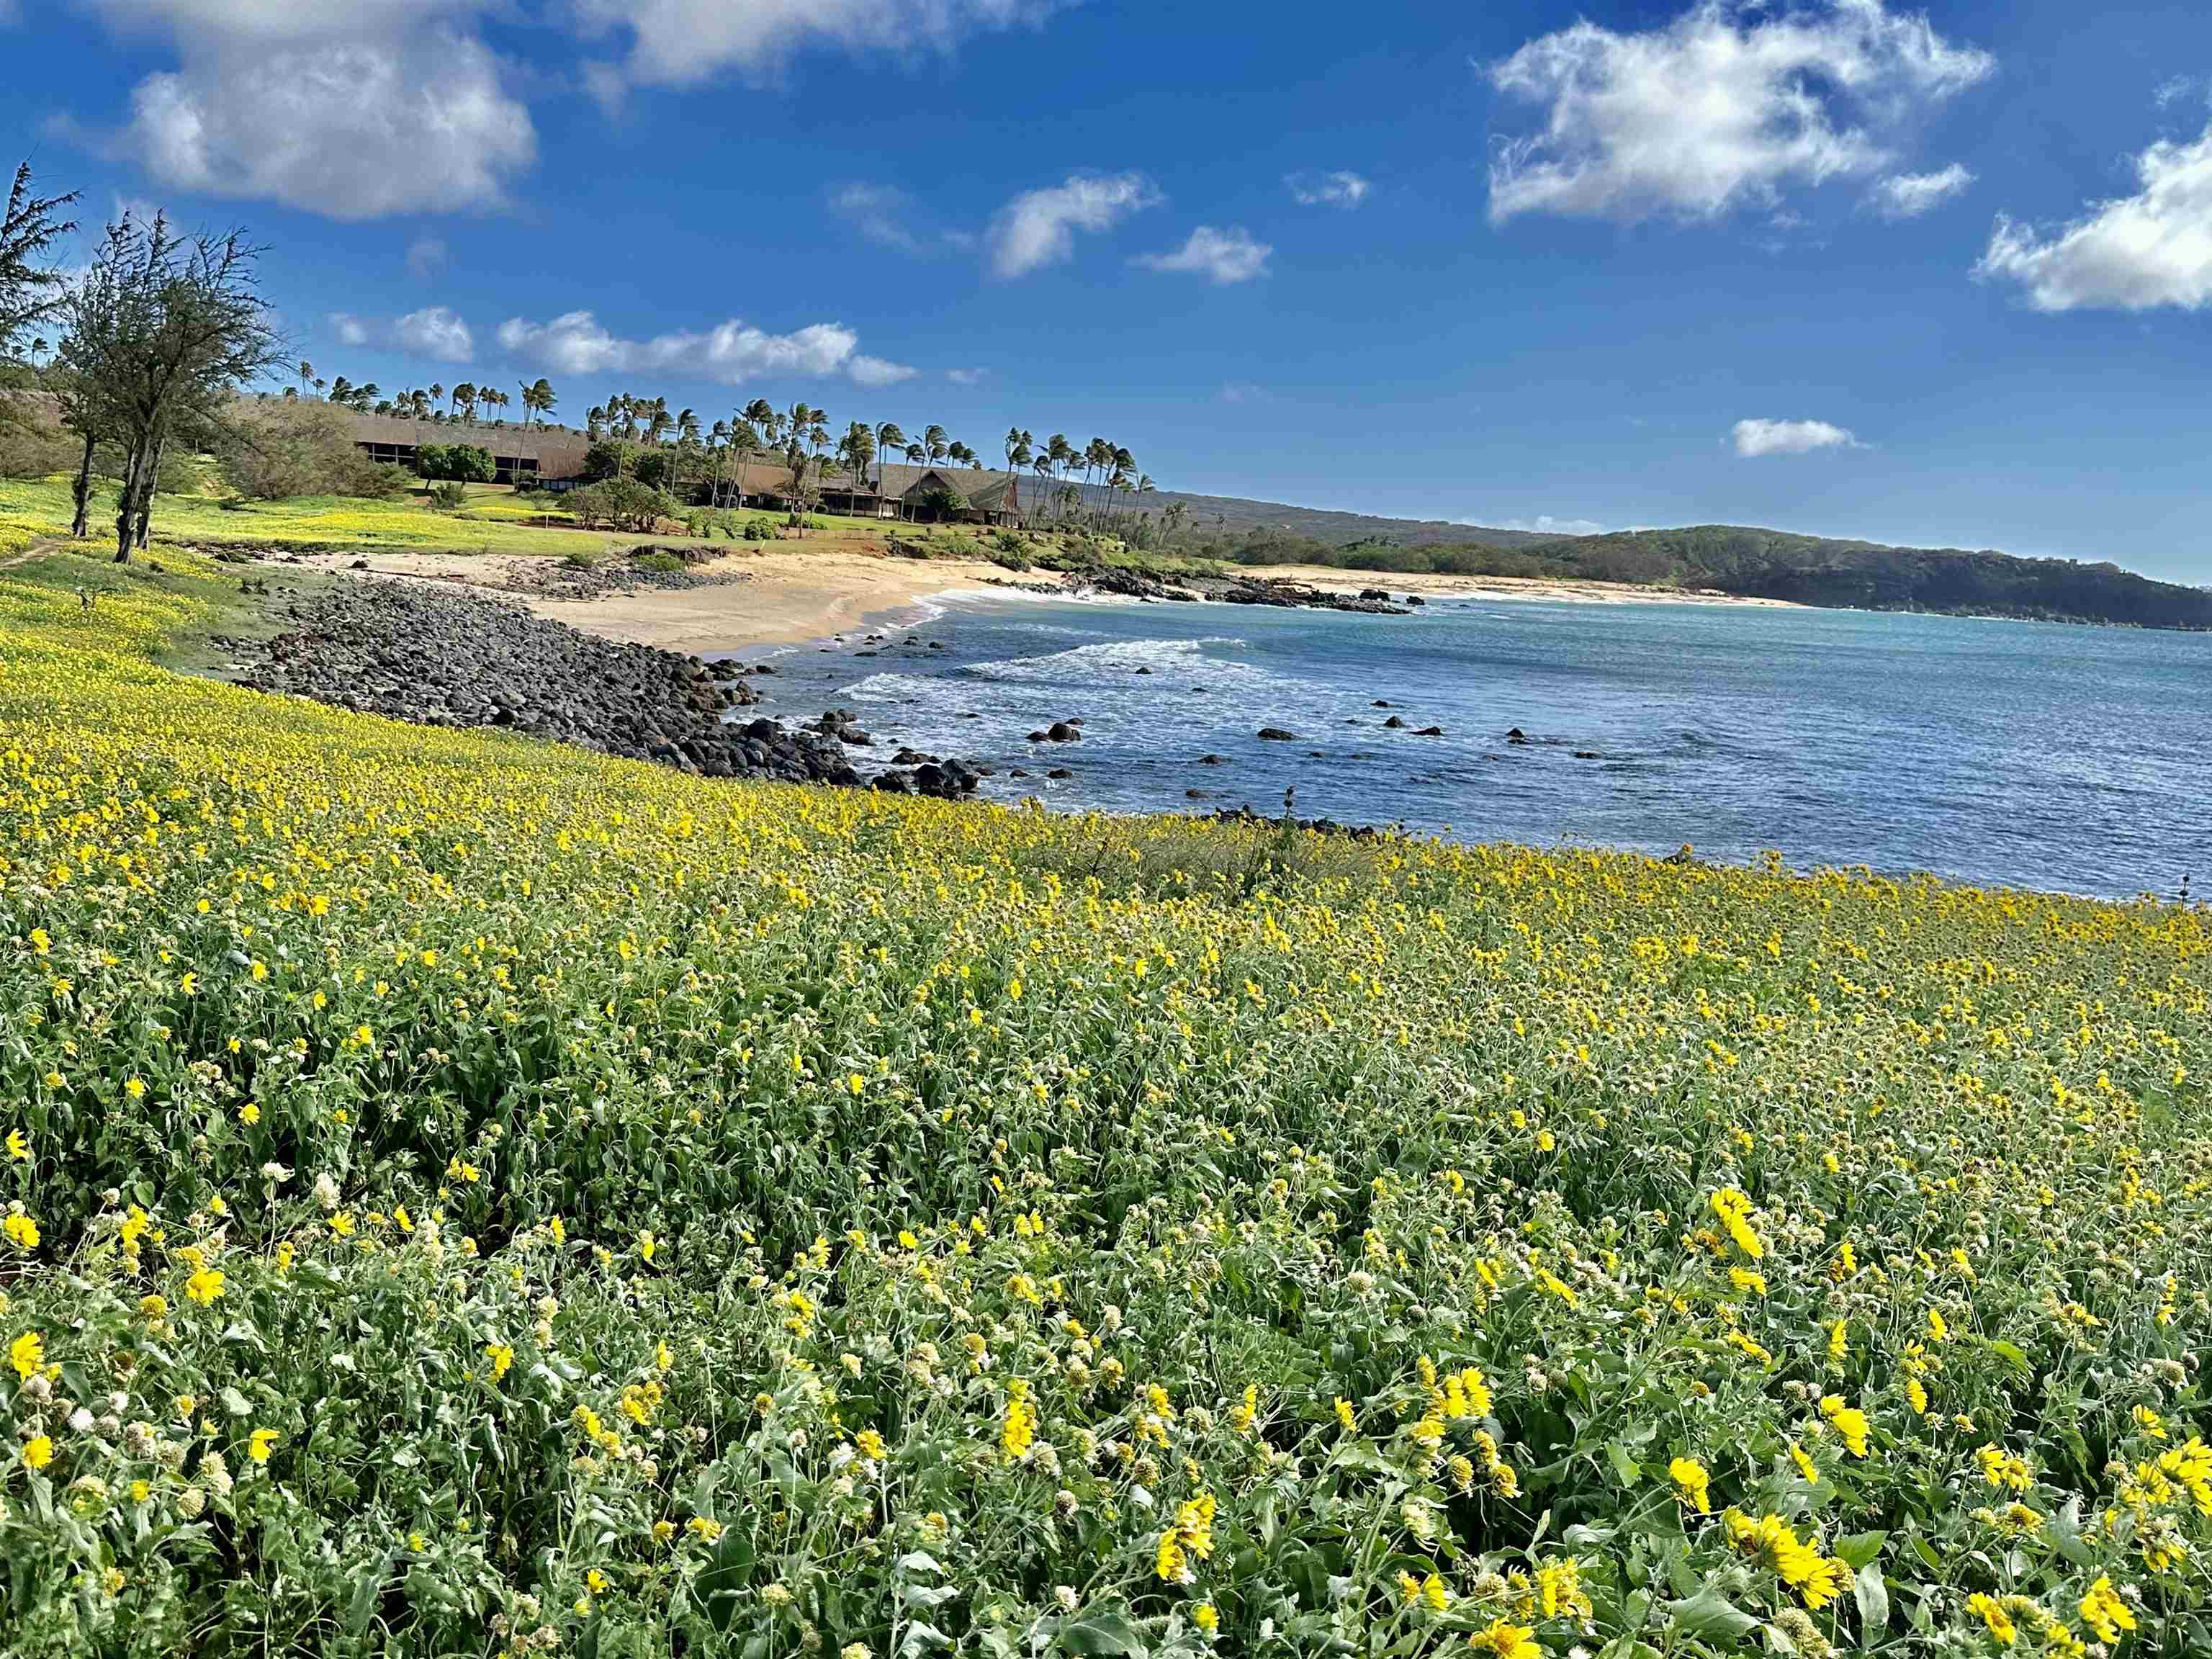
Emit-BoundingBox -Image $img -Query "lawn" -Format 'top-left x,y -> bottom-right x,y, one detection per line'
0,547 -> 2206,1658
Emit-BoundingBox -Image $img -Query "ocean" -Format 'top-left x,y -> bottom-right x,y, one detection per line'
737,590 -> 2212,899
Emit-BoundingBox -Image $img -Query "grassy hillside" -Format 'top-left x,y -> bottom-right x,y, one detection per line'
1196,517 -> 2212,628
1144,487 -> 1563,550
0,549 -> 2207,1655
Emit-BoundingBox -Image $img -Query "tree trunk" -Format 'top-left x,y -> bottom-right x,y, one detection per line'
113,439 -> 143,563
70,431 -> 95,538
134,431 -> 166,551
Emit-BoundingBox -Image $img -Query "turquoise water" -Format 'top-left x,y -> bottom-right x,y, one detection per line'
743,593 -> 2212,898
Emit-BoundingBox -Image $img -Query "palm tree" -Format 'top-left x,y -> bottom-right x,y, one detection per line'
429,382 -> 444,413
645,397 -> 672,449
923,423 -> 949,472
354,382 -> 379,413
313,377 -> 326,399
745,398 -> 780,448
297,360 -> 313,395
328,374 -> 354,406
529,377 -> 556,428
873,421 -> 907,491
586,405 -> 606,442
451,381 -> 474,421
728,415 -> 761,509
837,421 -> 876,500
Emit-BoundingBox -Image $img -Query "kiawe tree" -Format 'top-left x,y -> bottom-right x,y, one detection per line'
56,211 -> 284,561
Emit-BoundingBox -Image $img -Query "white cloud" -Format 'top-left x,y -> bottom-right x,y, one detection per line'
848,354 -> 916,387
84,0 -> 472,39
1731,417 -> 1860,457
986,172 -> 1160,279
945,367 -> 986,385
2155,76 -> 2201,110
394,305 -> 474,361
325,306 -> 474,361
1871,162 -> 1974,218
832,182 -> 922,251
1286,169 -> 1371,208
1977,121 -> 2212,312
571,0 -> 1051,90
1487,0 -> 1993,224
406,235 -> 447,282
496,310 -> 903,386
1493,515 -> 1604,536
126,32 -> 534,220
1135,225 -> 1272,284
1218,382 -> 1267,405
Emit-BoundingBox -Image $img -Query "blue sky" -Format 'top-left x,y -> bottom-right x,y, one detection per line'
8,0 -> 2212,581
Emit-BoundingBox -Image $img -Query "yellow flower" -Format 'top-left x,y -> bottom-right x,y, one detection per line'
1670,1455 -> 1712,1514
9,1330 -> 44,1380
1819,1395 -> 1871,1457
485,1343 -> 515,1382
1334,1398 -> 1357,1433
1154,1491 -> 1216,1583
1709,1187 -> 1764,1259
22,1434 -> 53,1470
248,1428 -> 279,1463
1192,1603 -> 1219,1634
1966,1592 -> 2016,1645
1466,1620 -> 1539,1659
239,1102 -> 260,1125
2,1213 -> 39,1251
855,1428 -> 886,1460
2078,1576 -> 2136,1644
184,1267 -> 226,1303
4,1129 -> 24,1161
1535,1557 -> 1590,1619
1001,1380 -> 1038,1461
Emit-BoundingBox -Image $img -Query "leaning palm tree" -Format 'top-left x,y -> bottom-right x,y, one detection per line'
529,377 -> 556,428
923,423 -> 949,471
873,421 -> 906,490
429,382 -> 444,413
727,416 -> 760,509
297,360 -> 313,395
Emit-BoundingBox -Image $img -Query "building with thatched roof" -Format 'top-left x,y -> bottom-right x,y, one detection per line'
333,407 -> 590,485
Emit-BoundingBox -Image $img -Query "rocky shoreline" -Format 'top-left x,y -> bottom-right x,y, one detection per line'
1063,567 -> 1424,614
223,581 -> 987,797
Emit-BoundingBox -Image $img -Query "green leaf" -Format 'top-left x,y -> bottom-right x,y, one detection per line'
1606,1439 -> 1642,1486
1665,1586 -> 1761,1644
1833,1529 -> 1888,1570
1853,1562 -> 1890,1633
1055,1601 -> 1151,1658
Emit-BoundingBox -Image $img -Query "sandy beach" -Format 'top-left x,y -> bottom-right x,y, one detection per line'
284,543 -> 1801,655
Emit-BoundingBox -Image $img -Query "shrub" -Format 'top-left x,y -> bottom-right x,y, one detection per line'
214,400 -> 400,500
0,392 -> 77,479
564,477 -> 679,534
415,443 -> 495,484
634,550 -> 685,574
426,480 -> 467,510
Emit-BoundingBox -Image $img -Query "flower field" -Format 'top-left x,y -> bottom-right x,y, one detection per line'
0,560 -> 2207,1658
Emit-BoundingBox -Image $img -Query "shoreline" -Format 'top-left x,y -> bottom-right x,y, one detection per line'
276,544 -> 1800,657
